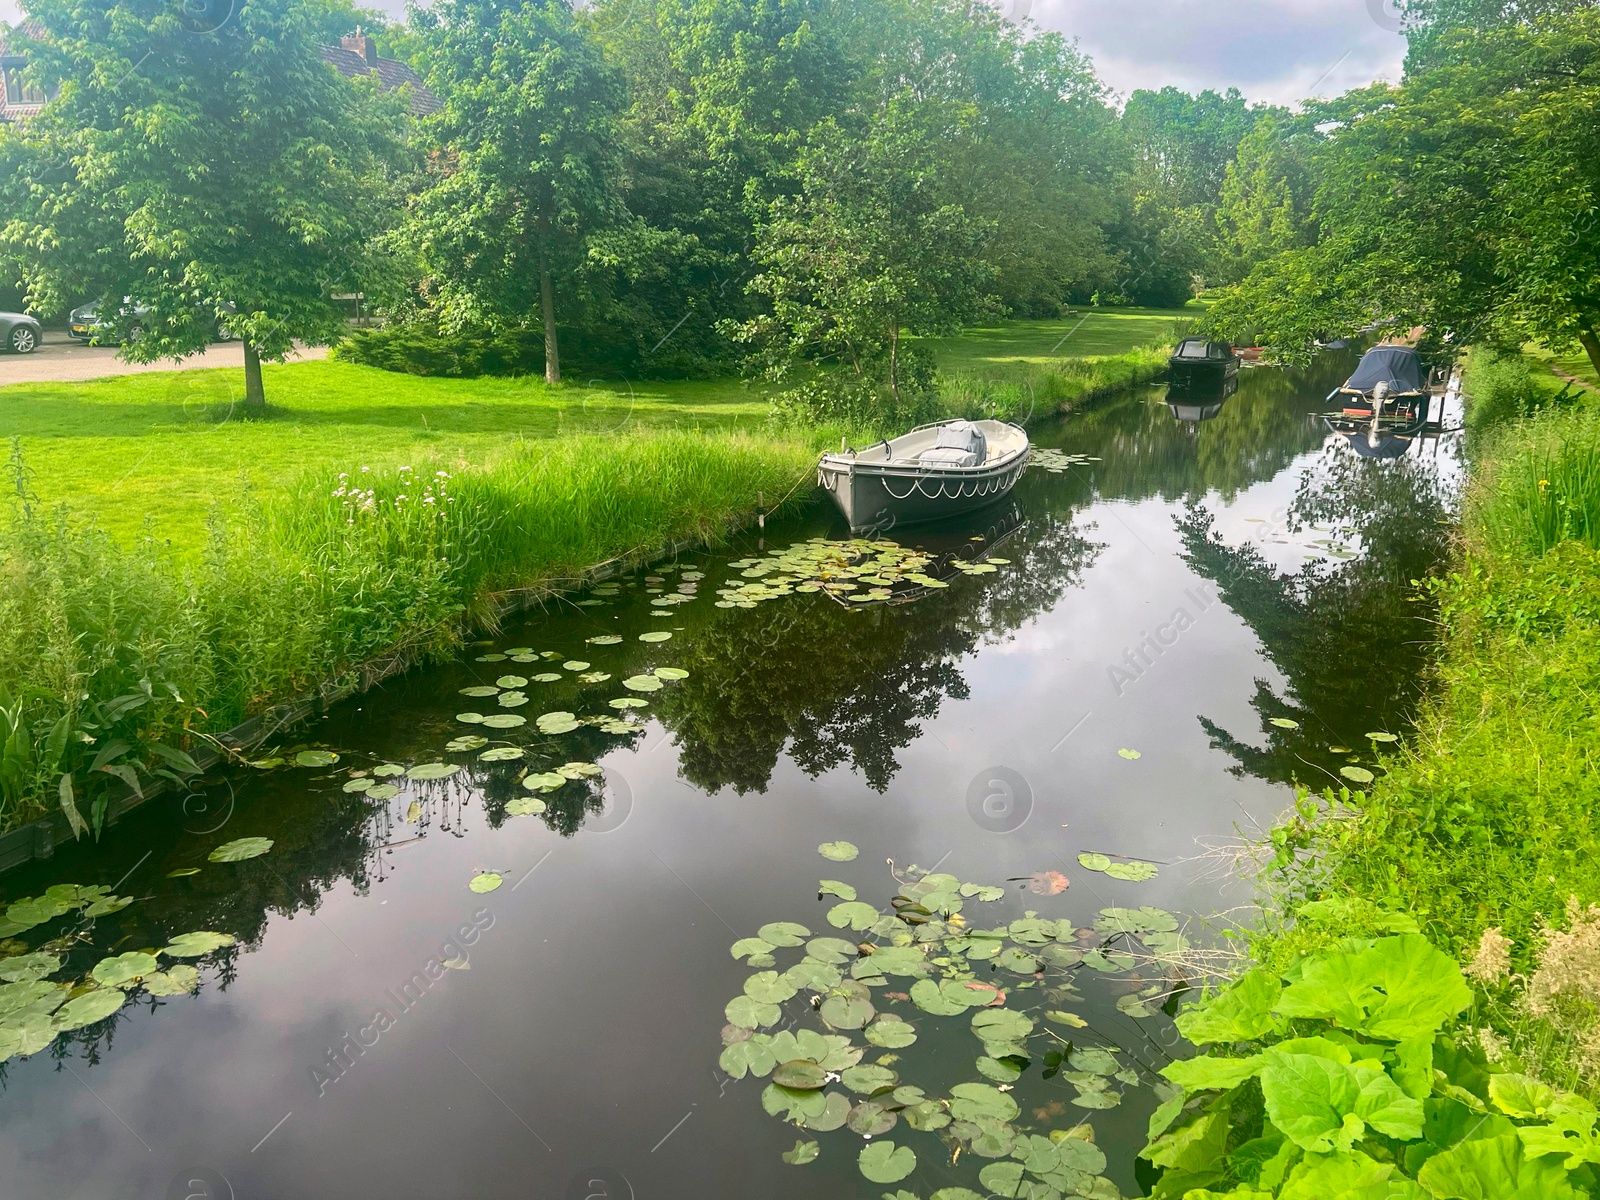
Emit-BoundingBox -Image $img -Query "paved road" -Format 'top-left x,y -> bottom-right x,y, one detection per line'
0,331 -> 329,386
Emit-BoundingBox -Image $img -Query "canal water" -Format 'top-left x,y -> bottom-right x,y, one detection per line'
0,354 -> 1460,1200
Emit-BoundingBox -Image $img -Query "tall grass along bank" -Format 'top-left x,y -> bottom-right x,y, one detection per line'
1130,402 -> 1600,1197
0,431 -> 815,840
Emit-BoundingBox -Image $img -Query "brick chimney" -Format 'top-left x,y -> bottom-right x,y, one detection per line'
341,27 -> 377,67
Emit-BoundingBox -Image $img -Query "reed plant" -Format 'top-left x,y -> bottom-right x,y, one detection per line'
0,431 -> 816,838
1473,404 -> 1600,557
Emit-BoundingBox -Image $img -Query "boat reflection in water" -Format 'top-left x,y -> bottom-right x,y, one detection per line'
1164,374 -> 1239,432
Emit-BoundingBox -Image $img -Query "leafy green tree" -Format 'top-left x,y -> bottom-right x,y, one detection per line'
733,94 -> 996,413
2,0 -> 404,409
1206,11 -> 1600,373
410,0 -> 624,383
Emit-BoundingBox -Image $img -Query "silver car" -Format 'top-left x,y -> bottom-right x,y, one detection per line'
0,311 -> 42,354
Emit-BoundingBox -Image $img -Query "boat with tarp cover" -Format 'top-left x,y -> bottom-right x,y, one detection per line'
817,419 -> 1030,532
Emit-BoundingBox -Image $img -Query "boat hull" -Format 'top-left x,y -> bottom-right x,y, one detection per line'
817,448 -> 1030,533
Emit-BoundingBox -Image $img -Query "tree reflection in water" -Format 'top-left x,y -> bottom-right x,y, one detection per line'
1181,442 -> 1457,787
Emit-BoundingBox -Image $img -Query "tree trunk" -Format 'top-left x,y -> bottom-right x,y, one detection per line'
537,216 -> 560,385
242,339 -> 266,411
887,322 -> 900,408
1578,317 -> 1600,381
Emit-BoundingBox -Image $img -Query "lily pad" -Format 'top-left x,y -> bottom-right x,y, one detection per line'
758,922 -> 811,948
0,953 -> 61,983
1078,852 -> 1113,872
481,714 -> 528,729
818,841 -> 859,862
865,1017 -> 918,1048
609,697 -> 649,710
459,686 -> 500,698
639,631 -> 673,642
479,746 -> 525,762
524,772 -> 567,792
653,667 -> 690,681
1366,732 -> 1399,742
446,736 -> 488,753
456,712 -> 486,724
208,837 -> 273,863
623,675 -> 663,692
841,1063 -> 897,1093
166,868 -> 202,878
368,784 -> 401,800
495,676 -> 529,689
781,1138 -> 820,1165
53,988 -> 125,1031
1269,718 -> 1300,729
858,1141 -> 916,1184
141,964 -> 201,996
819,880 -> 857,900
372,764 -> 406,777
295,750 -> 340,768
407,763 -> 460,781
827,902 -> 879,931
162,932 -> 237,958
727,995 -> 782,1028
1104,859 -> 1160,882
819,994 -> 875,1030
772,1060 -> 827,1090
531,673 -> 563,683
497,692 -> 529,708
469,872 -> 503,893
91,951 -> 159,988
1341,765 -> 1376,783
1117,748 -> 1142,760
505,797 -> 548,817
587,635 -> 623,645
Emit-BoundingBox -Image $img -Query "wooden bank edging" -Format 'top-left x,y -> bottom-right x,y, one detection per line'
0,524 -> 753,879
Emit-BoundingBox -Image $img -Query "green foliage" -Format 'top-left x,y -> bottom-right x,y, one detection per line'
1148,934 -> 1595,1196
1475,405 -> 1600,557
1464,349 -> 1582,445
332,324 -> 546,378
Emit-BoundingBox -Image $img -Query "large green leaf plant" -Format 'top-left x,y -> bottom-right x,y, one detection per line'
1145,934 -> 1600,1198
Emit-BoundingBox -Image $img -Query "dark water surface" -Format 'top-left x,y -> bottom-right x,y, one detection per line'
0,356 -> 1462,1200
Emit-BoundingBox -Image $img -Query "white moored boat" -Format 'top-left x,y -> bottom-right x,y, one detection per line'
817,419 -> 1031,533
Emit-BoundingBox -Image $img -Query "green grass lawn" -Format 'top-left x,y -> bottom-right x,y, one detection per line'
0,308 -> 1193,547
928,305 -> 1196,374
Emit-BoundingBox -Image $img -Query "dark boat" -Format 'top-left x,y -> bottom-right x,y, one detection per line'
816,419 -> 1030,534
1165,375 -> 1238,428
1322,343 -> 1452,456
1168,338 -> 1241,390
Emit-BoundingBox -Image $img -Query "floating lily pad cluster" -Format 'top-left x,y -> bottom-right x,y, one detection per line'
718,860 -> 1193,1197
1075,853 -> 1160,883
0,883 -> 236,1064
716,538 -> 1008,608
1031,449 -> 1100,474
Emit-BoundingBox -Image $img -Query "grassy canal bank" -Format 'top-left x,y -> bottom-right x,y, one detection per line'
1129,352 -> 1600,1197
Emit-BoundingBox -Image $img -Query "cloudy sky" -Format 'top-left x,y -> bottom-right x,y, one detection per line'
2,0 -> 1408,107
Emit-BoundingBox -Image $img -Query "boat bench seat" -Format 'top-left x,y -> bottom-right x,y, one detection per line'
913,420 -> 987,468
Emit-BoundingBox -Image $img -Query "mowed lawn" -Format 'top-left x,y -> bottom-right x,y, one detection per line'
0,308 -> 1195,546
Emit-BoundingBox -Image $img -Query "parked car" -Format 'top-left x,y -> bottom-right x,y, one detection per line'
0,311 -> 42,354
68,300 -> 237,345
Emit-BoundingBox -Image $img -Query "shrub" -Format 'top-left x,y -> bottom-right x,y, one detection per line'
332,323 -> 546,378
1465,349 -> 1582,445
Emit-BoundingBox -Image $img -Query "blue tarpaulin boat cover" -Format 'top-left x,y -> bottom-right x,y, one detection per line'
1346,346 -> 1423,393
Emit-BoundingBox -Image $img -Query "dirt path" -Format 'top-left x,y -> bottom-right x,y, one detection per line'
0,332 -> 328,386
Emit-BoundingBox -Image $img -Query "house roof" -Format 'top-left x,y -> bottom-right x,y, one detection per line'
0,18 -> 46,61
321,45 -> 441,117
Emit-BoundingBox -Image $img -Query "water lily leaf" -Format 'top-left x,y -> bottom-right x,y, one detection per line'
979,1162 -> 1026,1197
818,841 -> 859,862
505,797 -> 547,816
446,736 -> 488,753
977,1055 -> 1023,1083
805,937 -> 859,965
995,947 -> 1041,974
141,964 -> 202,996
841,1063 -> 898,1094
163,931 -> 236,958
950,1083 -> 1020,1123
459,686 -> 500,698
1366,732 -> 1399,743
909,979 -> 967,1015
531,673 -> 563,683
1341,766 -> 1375,784
622,675 -> 663,692
372,763 -> 406,777
827,902 -> 879,931
91,952 -> 158,988
719,1037 -> 778,1080
1270,718 -> 1300,729
763,1082 -> 828,1121
972,1008 -> 1033,1043
494,676 -> 528,689
563,661 -> 591,672
1104,859 -> 1160,882
1046,1009 -> 1088,1028
474,653 -> 506,662
469,872 -> 503,894
772,1060 -> 827,1090
653,667 -> 690,681
52,987 -> 125,1031
858,1140 -> 915,1184
535,712 -> 578,733
0,953 -> 61,983
208,837 -> 273,863
744,971 -> 798,1004
1078,852 -> 1112,872
166,868 -> 201,878
727,995 -> 781,1028
819,994 -> 874,1030
587,635 -> 623,645
481,714 -> 528,729
638,631 -> 673,642
84,895 -> 134,918
758,922 -> 811,948
781,1138 -> 820,1165
456,712 -> 486,724
577,672 -> 611,684
1117,748 -> 1141,760
783,961 -> 842,992
295,750 -> 339,768
731,938 -> 776,964
407,763 -> 460,781
368,784 -> 400,800
819,880 -> 857,900
803,1091 -> 852,1132
608,697 -> 649,710
865,1017 -> 918,1048
497,692 -> 529,708
1072,1088 -> 1121,1109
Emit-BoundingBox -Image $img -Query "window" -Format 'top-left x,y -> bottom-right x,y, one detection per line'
3,64 -> 45,106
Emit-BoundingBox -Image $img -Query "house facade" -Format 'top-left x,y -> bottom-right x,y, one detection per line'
0,20 -> 48,123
